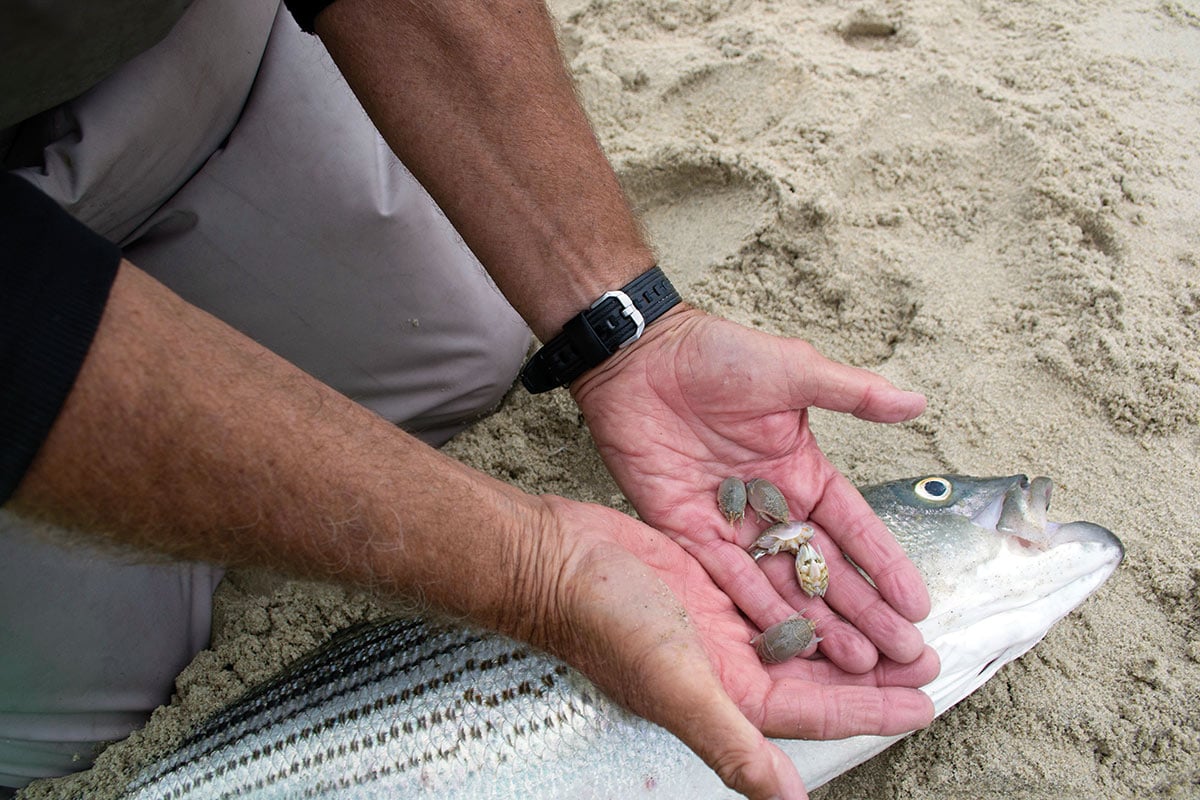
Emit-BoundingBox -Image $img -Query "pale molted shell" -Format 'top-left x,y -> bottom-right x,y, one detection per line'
751,614 -> 819,664
746,477 -> 789,524
795,542 -> 829,597
717,477 -> 747,527
749,521 -> 815,560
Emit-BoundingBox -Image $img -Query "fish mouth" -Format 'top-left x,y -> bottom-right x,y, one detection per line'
972,475 -> 1126,560
918,476 -> 1125,717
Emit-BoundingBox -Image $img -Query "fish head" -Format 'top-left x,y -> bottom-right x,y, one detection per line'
859,474 -> 1125,713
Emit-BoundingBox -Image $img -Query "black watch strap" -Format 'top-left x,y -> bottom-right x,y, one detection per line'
520,266 -> 680,394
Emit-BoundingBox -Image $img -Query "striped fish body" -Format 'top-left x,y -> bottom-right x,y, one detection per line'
118,475 -> 1124,799
120,618 -> 711,800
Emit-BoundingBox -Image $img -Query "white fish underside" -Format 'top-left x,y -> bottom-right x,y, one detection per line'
117,476 -> 1124,800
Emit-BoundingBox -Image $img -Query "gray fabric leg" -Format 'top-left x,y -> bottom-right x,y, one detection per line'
123,6 -> 530,444
0,515 -> 222,789
7,0 -> 279,242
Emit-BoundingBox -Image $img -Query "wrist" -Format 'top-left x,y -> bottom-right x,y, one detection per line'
569,303 -> 704,402
481,492 -> 574,647
519,265 -> 684,394
389,477 -> 576,649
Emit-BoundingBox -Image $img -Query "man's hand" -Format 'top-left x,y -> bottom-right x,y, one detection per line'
533,496 -> 937,800
7,263 -> 933,799
572,307 -> 931,674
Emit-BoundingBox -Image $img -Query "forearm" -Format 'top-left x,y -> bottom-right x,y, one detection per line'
8,261 -> 559,637
314,0 -> 655,341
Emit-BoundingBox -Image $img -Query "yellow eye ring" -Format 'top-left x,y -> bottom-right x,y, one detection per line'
914,477 -> 953,502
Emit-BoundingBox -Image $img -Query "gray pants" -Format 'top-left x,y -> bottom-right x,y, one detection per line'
0,0 -> 529,788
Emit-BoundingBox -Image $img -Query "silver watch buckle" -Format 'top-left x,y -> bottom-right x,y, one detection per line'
592,290 -> 645,347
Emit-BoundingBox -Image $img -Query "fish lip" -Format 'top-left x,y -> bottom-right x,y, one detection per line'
1004,475 -> 1052,535
970,474 -> 1031,531
972,475 -> 1125,561
1044,520 -> 1127,562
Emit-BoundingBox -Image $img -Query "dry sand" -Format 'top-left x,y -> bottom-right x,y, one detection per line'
20,0 -> 1200,798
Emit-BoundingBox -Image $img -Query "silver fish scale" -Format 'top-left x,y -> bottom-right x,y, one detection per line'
115,475 -> 1123,800
119,618 -> 632,800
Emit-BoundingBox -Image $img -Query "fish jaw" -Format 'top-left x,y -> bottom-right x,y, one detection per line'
920,519 -> 1125,715
785,494 -> 1124,794
921,518 -> 1124,632
909,476 -> 1125,711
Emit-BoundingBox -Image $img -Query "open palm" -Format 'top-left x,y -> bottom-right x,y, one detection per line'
541,496 -> 936,800
572,308 -> 931,673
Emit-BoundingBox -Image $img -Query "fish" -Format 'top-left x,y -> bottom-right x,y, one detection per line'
114,474 -> 1123,800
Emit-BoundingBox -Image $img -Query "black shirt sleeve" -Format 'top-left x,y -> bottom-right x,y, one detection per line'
0,171 -> 120,504
284,0 -> 340,33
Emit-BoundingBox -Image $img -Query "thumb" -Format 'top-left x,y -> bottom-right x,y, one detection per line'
645,659 -> 809,800
702,721 -> 809,800
783,338 -> 925,422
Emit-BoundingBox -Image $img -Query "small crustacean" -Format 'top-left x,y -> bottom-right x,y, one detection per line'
751,613 -> 820,664
795,541 -> 829,597
736,477 -> 832,596
717,477 -> 747,527
749,521 -> 815,560
746,478 -> 789,524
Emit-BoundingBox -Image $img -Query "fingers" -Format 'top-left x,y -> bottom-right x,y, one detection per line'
693,529 -> 918,675
782,339 -> 926,423
820,552 -> 927,664
758,679 -> 936,740
749,559 -> 942,685
701,475 -> 928,670
789,645 -> 942,689
669,696 -> 809,800
686,536 -> 802,633
758,549 -> 924,670
738,545 -> 926,679
752,549 -> 879,672
810,471 -> 932,624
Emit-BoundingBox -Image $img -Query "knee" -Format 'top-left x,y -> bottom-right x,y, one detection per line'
405,303 -> 531,446
455,309 -> 531,416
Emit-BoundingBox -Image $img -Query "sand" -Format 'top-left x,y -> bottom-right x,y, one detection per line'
19,0 -> 1200,798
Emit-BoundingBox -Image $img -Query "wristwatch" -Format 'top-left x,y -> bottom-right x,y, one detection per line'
519,266 -> 681,393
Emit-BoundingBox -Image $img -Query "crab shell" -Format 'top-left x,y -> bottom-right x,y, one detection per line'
751,613 -> 820,663
717,477 -> 747,527
746,477 -> 790,524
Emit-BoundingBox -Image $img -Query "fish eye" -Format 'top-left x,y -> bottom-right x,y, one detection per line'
914,477 -> 952,502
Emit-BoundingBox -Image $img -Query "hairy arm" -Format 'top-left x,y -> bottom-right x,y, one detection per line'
312,0 -> 931,665
313,0 -> 655,340
9,262 -> 826,800
8,262 -> 554,634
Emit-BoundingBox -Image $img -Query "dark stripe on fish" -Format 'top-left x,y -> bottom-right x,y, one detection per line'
123,619 -> 600,799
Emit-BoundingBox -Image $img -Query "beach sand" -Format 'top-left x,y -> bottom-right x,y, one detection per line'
19,0 -> 1200,798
